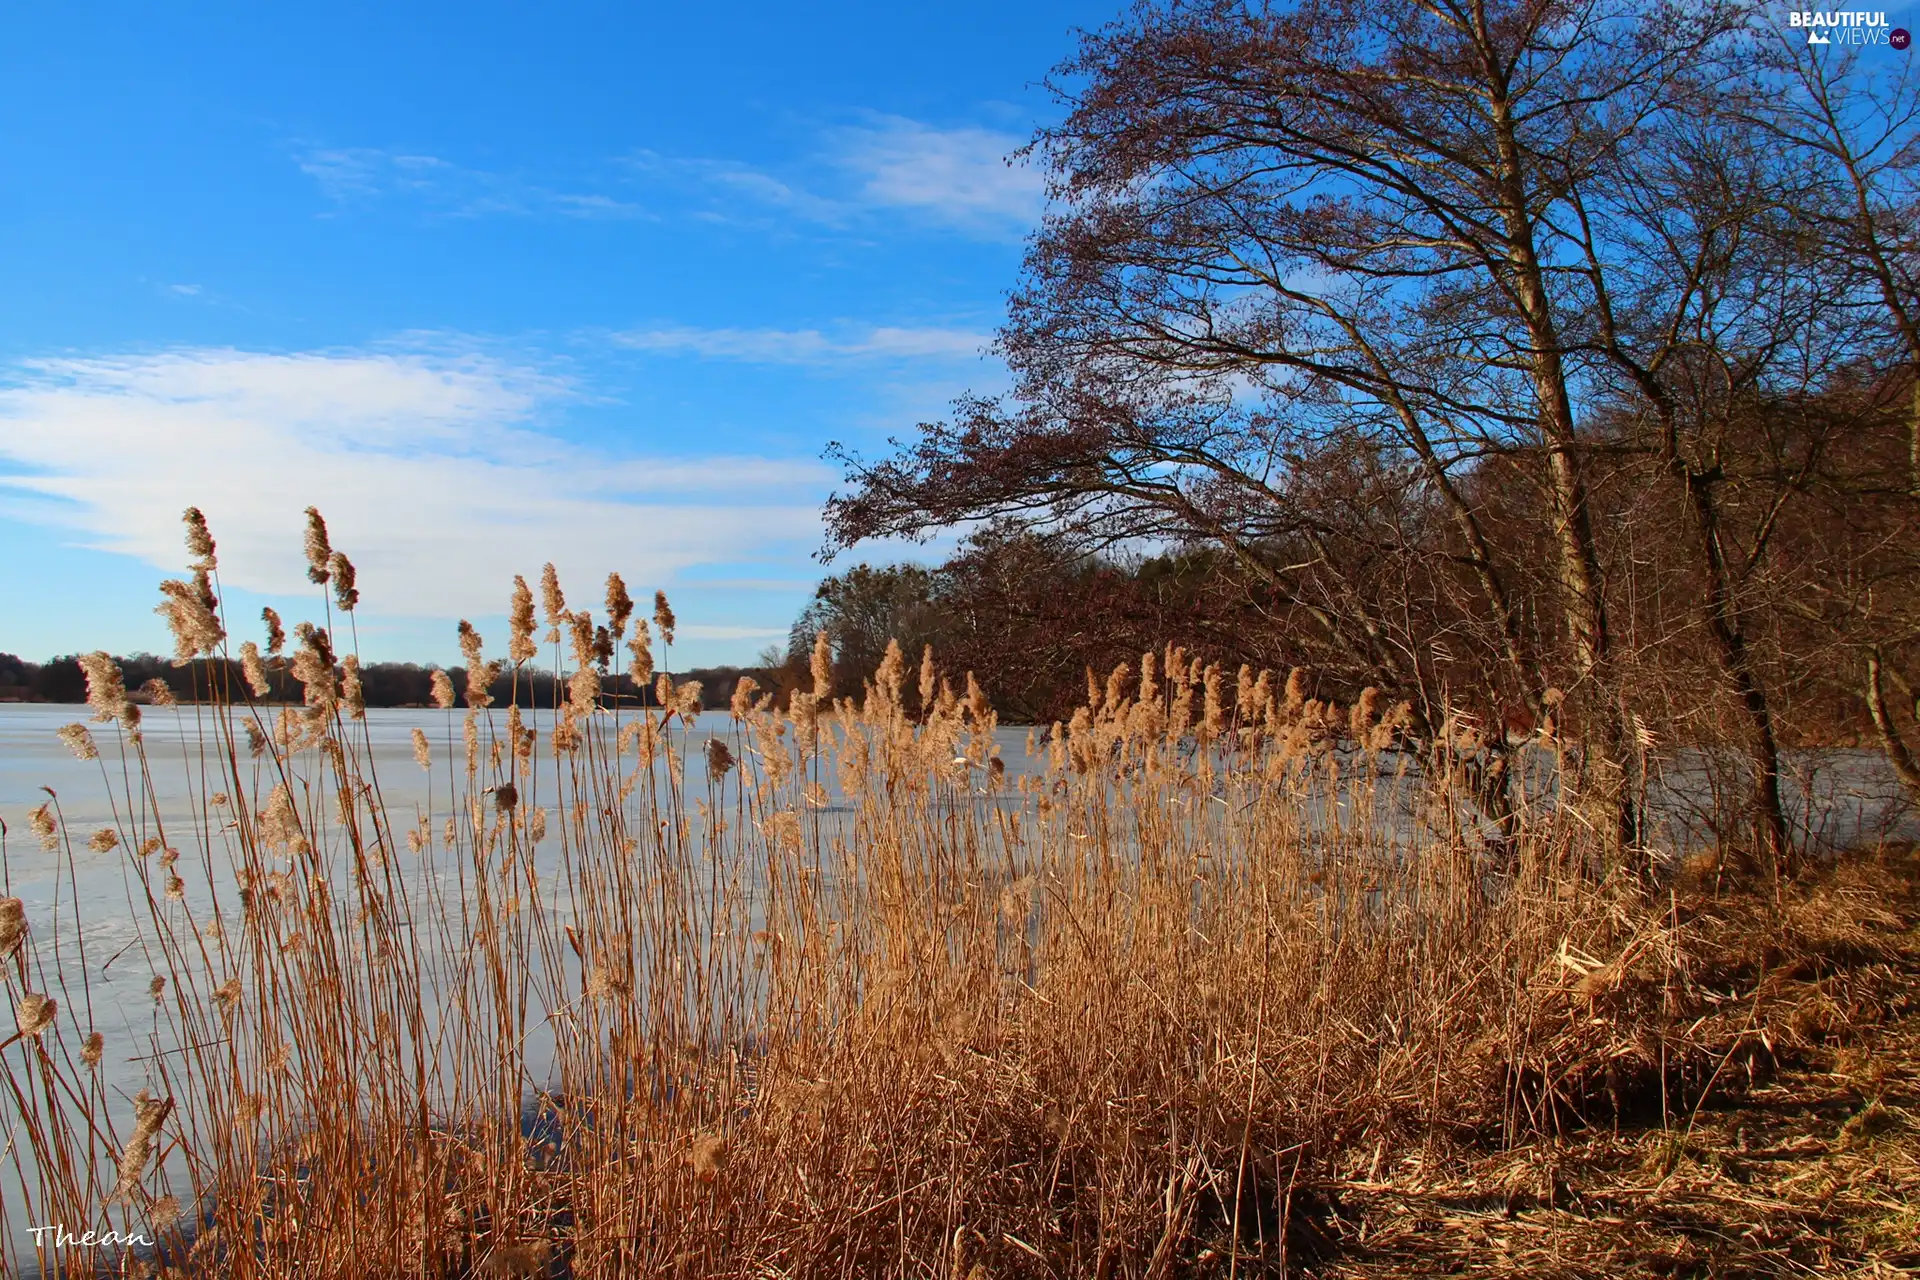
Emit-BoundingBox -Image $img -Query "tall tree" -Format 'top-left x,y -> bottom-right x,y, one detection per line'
1734,36 -> 1920,801
830,0 -> 1748,862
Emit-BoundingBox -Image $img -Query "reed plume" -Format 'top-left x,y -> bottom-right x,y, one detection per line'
873,639 -> 905,708
567,610 -> 595,668
652,590 -> 676,646
108,1092 -> 172,1205
1350,686 -> 1382,744
290,623 -> 338,719
341,654 -> 365,718
328,551 -> 359,612
303,507 -> 332,585
156,579 -> 224,664
508,703 -> 533,764
458,621 -> 498,709
672,679 -> 703,721
730,674 -> 758,718
27,807 -> 55,852
964,670 -> 991,729
540,563 -> 567,640
550,708 -> 581,754
241,642 -> 272,698
1201,662 -> 1226,738
15,993 -> 55,1039
688,1134 -> 727,1183
810,629 -> 832,700
79,651 -> 136,726
705,737 -> 735,780
182,505 -> 217,571
569,617 -> 602,717
1283,666 -> 1308,715
628,624 -> 654,688
509,575 -> 537,664
568,667 -> 599,725
56,723 -> 98,761
262,606 -> 287,656
0,899 -> 25,958
605,572 -> 634,638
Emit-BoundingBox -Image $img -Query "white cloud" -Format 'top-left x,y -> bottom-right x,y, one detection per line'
674,577 -> 821,592
295,147 -> 387,201
0,348 -> 830,617
621,117 -> 1045,240
547,192 -> 648,220
297,117 -> 1043,238
294,145 -> 647,221
832,116 -> 1045,233
679,624 -> 791,641
621,151 -> 852,226
612,324 -> 988,365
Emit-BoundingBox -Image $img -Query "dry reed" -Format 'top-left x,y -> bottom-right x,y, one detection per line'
0,508 -> 1771,1279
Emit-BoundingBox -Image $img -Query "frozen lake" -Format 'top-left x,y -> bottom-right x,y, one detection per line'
0,700 -> 1913,1267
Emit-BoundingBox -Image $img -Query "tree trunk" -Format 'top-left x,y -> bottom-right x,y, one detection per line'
1485,77 -> 1639,865
1675,463 -> 1792,874
1867,648 -> 1920,798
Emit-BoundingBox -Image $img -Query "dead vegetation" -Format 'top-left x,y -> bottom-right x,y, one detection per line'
1,511 -> 1916,1277
1319,846 -> 1920,1279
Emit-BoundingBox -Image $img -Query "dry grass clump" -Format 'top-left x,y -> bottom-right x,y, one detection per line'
0,509 -> 1871,1278
1315,845 -> 1920,1278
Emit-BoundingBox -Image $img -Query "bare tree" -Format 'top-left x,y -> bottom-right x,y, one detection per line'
830,0 -> 1756,863
1733,35 -> 1920,800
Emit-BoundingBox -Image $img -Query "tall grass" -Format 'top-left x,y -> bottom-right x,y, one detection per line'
2,512 -> 1653,1277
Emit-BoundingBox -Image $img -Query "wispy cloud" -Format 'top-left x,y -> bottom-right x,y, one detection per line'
620,116 -> 1044,240
674,577 -> 823,592
620,152 -> 852,226
611,324 -> 989,366
0,348 -> 829,618
831,116 -> 1044,233
294,115 -> 1043,239
150,279 -> 251,312
679,624 -> 791,641
294,146 -> 648,221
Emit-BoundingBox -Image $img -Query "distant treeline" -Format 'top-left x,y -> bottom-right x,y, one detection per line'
0,651 -> 769,713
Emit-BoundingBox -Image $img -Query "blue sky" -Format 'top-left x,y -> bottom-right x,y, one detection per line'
0,0 -> 1112,668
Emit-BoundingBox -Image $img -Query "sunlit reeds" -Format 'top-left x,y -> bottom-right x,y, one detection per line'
0,508 -> 1676,1278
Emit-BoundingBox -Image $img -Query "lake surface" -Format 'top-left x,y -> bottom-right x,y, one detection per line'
3,704 -> 1913,1074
